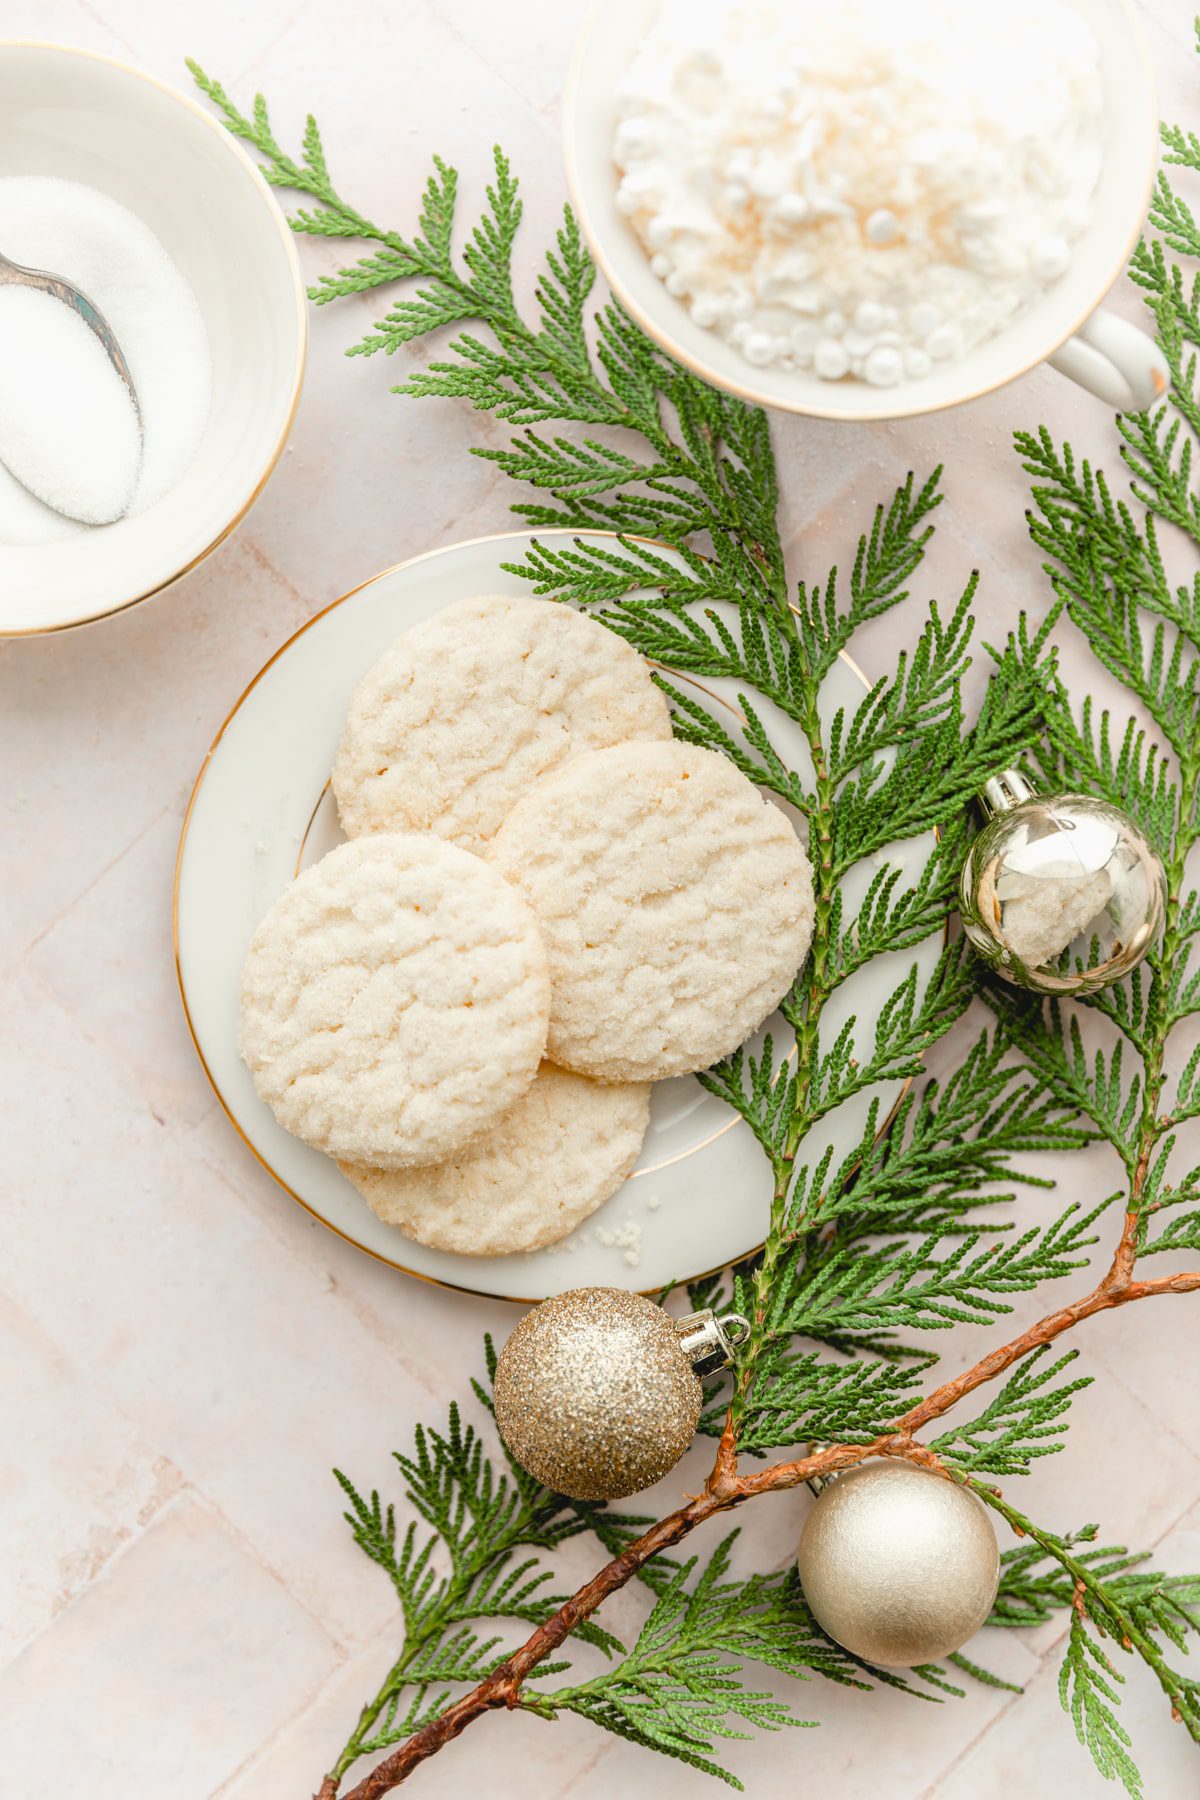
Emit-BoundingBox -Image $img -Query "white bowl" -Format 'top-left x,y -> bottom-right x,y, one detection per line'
0,42 -> 306,634
564,0 -> 1165,421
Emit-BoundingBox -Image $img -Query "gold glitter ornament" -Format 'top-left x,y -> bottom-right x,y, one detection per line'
493,1288 -> 748,1500
797,1460 -> 1000,1667
960,769 -> 1166,996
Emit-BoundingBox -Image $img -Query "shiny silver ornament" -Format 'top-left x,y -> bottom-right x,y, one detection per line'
797,1460 -> 999,1667
493,1287 -> 748,1501
959,769 -> 1166,995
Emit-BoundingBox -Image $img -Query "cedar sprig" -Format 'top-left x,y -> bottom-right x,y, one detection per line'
190,58 -> 1200,1800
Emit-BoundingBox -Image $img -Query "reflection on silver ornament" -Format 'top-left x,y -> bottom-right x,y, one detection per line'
493,1287 -> 748,1501
797,1460 -> 1000,1667
959,769 -> 1166,995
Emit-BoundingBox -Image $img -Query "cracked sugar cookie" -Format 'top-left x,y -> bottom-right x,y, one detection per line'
488,741 -> 814,1081
340,1064 -> 651,1256
239,834 -> 550,1169
332,594 -> 672,852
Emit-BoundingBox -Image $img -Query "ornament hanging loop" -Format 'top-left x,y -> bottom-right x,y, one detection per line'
675,1308 -> 750,1377
978,766 -> 1035,818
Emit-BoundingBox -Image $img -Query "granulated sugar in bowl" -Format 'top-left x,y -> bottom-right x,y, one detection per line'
0,178 -> 211,544
0,44 -> 306,635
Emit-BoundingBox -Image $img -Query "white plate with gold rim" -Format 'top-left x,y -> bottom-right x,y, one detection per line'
174,531 -> 942,1302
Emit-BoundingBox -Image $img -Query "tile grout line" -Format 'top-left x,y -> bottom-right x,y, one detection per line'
226,0 -> 315,93
185,1127 -> 451,1399
0,1287 -> 187,1674
236,528 -> 324,617
0,1326 -> 350,1685
17,801 -> 173,969
74,0 -> 140,63
551,1733 -> 617,1796
424,0 -> 565,139
211,1611 -> 400,1799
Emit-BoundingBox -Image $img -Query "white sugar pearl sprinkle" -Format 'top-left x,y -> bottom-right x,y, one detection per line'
1031,234 -> 1071,281
814,337 -> 850,379
775,191 -> 811,224
926,324 -> 962,360
750,156 -> 788,198
864,344 -> 904,386
865,208 -> 899,244
742,330 -> 777,365
854,300 -> 884,333
909,302 -> 941,339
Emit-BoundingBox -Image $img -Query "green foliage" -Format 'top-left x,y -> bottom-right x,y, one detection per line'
977,1493 -> 1200,1798
531,1538 -> 814,1788
1009,72 -> 1200,1248
931,1346 -> 1093,1476
994,49 -> 1200,1784
327,1399 -> 621,1776
193,57 -> 1200,1800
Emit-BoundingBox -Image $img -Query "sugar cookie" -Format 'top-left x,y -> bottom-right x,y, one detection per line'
332,594 -> 672,851
239,834 -> 550,1167
488,740 -> 814,1080
340,1064 -> 650,1255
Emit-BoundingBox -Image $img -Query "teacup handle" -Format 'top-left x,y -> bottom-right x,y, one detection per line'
1047,308 -> 1170,411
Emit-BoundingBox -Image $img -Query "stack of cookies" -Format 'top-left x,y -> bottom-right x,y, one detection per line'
239,595 -> 815,1258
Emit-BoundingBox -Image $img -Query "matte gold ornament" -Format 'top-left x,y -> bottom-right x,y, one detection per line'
959,769 -> 1166,996
797,1460 -> 1000,1667
493,1287 -> 748,1501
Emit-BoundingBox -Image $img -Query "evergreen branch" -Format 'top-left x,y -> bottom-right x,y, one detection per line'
338,1253 -> 1200,1800
190,68 -> 1200,1800
973,1488 -> 1200,1796
930,1345 -> 1092,1476
532,1539 -> 816,1788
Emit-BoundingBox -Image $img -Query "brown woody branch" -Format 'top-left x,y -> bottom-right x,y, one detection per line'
326,1260 -> 1199,1800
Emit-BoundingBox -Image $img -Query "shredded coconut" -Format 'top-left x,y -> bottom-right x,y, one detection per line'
614,0 -> 1104,385
0,177 -> 210,543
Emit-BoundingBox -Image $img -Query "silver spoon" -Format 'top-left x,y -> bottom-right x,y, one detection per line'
0,250 -> 143,523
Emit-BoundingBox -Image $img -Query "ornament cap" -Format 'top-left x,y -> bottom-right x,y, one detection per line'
804,1440 -> 836,1497
675,1308 -> 750,1378
979,767 -> 1036,818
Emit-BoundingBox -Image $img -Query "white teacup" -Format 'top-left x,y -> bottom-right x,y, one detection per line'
563,0 -> 1167,421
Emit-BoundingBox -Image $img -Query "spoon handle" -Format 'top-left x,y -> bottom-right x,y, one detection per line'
0,249 -> 140,416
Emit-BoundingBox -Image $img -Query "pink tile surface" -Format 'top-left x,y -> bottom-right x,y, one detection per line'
0,1496 -> 336,1797
0,1290 -> 180,1662
2,1 -> 1198,1796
